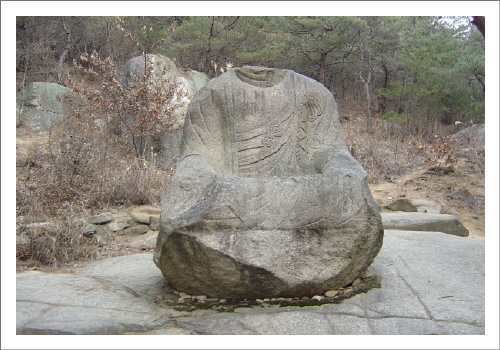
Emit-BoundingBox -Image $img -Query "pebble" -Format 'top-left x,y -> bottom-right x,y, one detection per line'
352,278 -> 363,288
179,292 -> 191,299
324,290 -> 339,298
344,287 -> 354,294
86,212 -> 114,225
311,295 -> 324,301
255,299 -> 264,304
219,299 -> 227,304
194,295 -> 207,302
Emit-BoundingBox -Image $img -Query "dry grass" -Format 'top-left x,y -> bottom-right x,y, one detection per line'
16,109 -> 485,268
342,117 -> 425,183
341,114 -> 484,185
16,118 -> 173,268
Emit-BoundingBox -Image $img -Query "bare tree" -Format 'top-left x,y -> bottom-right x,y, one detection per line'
57,17 -> 73,85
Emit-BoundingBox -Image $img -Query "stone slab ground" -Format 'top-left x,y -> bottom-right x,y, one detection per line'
13,229 -> 487,339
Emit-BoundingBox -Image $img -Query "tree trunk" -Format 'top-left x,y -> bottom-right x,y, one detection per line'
471,16 -> 485,38
359,70 -> 373,133
318,50 -> 328,85
378,64 -> 389,114
57,17 -> 73,85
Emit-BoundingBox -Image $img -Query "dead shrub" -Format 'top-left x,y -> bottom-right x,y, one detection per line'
20,220 -> 100,267
444,187 -> 485,215
17,116 -> 171,217
16,118 -> 172,267
410,134 -> 464,168
342,118 -> 424,183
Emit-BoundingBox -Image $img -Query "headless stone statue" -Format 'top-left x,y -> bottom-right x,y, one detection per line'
154,66 -> 383,298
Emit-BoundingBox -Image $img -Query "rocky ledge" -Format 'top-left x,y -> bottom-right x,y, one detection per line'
14,230 -> 485,337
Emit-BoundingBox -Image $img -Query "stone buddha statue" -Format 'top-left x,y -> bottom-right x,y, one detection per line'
154,66 -> 383,298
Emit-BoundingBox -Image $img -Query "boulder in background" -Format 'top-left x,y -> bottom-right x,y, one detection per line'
16,82 -> 74,132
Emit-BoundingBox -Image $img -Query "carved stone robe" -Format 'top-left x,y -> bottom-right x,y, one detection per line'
154,67 -> 383,298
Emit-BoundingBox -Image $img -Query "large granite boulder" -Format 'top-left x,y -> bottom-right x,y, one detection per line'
154,66 -> 384,298
121,54 -> 209,126
16,82 -> 74,132
454,124 -> 485,152
122,54 -> 209,166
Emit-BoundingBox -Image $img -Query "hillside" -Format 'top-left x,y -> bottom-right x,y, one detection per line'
15,116 -> 485,273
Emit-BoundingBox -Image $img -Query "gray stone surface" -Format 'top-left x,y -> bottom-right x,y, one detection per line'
411,199 -> 442,214
454,124 -> 485,151
16,271 -> 172,335
149,215 -> 161,231
75,253 -> 165,296
86,212 -> 114,225
122,54 -> 180,89
387,198 -> 418,212
153,129 -> 183,168
15,230 -> 485,336
121,54 -> 209,167
130,212 -> 151,225
108,217 -> 133,232
381,211 -> 469,236
16,82 -> 74,132
81,223 -> 97,236
123,225 -> 149,235
154,66 -> 384,298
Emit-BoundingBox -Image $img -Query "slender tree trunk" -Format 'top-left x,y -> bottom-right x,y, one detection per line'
205,17 -> 215,75
57,17 -> 73,85
379,63 -> 389,114
318,50 -> 328,85
359,70 -> 373,132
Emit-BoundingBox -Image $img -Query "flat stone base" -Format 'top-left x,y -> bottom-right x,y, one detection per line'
14,230 -> 485,338
381,212 -> 469,236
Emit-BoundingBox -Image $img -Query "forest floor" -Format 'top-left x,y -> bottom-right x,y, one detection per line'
368,163 -> 485,241
15,124 -> 486,274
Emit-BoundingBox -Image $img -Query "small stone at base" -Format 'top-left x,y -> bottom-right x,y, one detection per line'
324,290 -> 339,298
352,278 -> 363,288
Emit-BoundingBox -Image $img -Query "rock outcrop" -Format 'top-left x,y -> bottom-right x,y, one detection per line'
15,230 -> 485,336
16,82 -> 74,132
122,54 -> 209,167
386,198 -> 418,212
154,66 -> 384,298
381,212 -> 469,237
454,124 -> 485,153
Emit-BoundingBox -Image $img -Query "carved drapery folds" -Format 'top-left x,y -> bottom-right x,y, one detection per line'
154,66 -> 384,298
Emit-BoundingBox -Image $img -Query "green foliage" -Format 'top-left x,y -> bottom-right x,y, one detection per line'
16,16 -> 485,131
381,111 -> 411,121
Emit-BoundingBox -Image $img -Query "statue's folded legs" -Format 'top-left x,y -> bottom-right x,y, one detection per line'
154,66 -> 384,298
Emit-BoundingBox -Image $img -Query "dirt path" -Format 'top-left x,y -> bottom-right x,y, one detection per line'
369,165 -> 485,241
